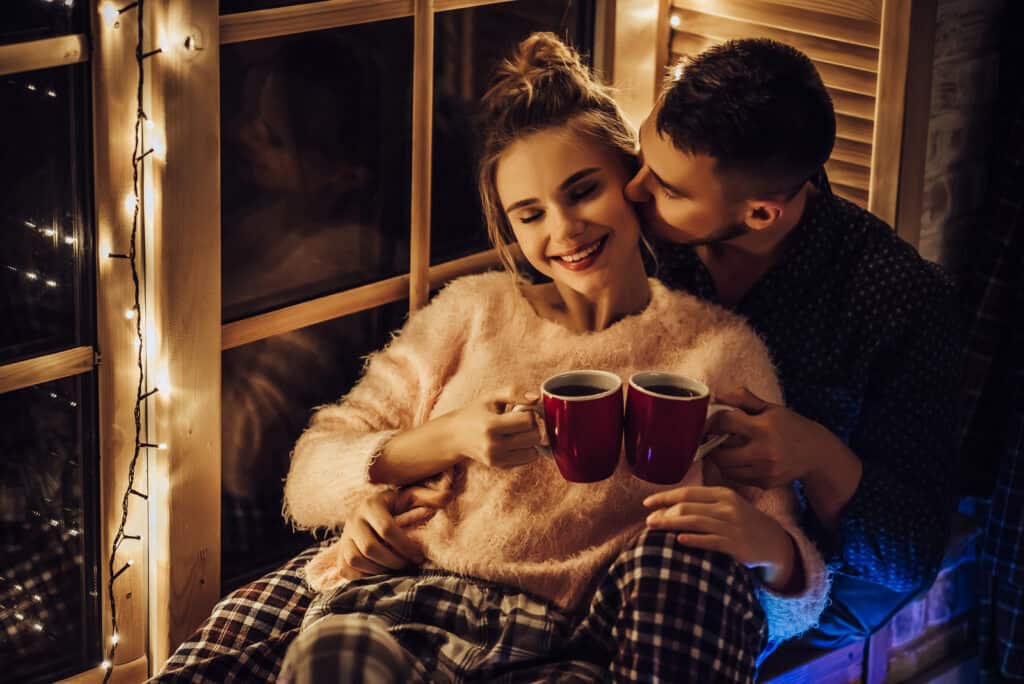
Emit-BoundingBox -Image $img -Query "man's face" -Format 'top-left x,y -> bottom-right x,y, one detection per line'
625,109 -> 749,245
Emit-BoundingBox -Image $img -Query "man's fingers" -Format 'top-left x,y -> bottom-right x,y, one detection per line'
708,444 -> 762,470
363,500 -> 425,564
346,522 -> 400,574
714,387 -> 772,414
643,486 -> 732,508
394,506 -> 436,528
396,484 -> 451,511
706,408 -> 759,438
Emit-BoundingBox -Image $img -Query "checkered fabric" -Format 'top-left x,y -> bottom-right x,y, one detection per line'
151,543 -> 325,683
155,531 -> 765,683
283,530 -> 765,683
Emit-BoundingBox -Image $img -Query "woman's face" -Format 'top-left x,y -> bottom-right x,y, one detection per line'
495,127 -> 642,298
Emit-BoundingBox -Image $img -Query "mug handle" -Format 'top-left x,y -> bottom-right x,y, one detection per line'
511,403 -> 552,458
694,403 -> 733,462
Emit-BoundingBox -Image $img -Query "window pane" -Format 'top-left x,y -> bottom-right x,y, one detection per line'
430,0 -> 596,265
221,301 -> 409,588
221,20 -> 413,322
0,374 -> 101,684
1,64 -> 92,365
0,2 -> 84,46
220,0 -> 326,14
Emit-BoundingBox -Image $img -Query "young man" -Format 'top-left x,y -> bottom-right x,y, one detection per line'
626,38 -> 964,654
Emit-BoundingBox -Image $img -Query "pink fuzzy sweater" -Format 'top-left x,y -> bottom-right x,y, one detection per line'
283,272 -> 830,640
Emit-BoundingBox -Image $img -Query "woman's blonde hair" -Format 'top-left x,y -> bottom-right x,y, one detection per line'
478,32 -> 638,276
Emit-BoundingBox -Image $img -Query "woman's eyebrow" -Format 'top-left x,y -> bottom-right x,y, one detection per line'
505,168 -> 602,213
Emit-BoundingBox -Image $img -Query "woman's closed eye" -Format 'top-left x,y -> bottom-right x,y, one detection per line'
517,209 -> 544,224
568,182 -> 598,203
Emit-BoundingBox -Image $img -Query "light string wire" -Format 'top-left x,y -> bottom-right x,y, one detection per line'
102,0 -> 156,679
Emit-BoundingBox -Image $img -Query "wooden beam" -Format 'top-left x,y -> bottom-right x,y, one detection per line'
868,0 -> 914,226
0,34 -> 88,77
611,0 -> 661,130
222,248 -> 509,350
0,347 -> 94,394
145,0 -> 222,666
893,0 -> 938,247
56,656 -> 148,684
220,0 -> 510,44
91,0 -> 149,669
409,0 -> 434,310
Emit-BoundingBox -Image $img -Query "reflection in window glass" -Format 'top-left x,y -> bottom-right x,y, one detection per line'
0,1 -> 83,46
430,0 -> 595,265
221,301 -> 409,588
0,65 -> 91,365
221,20 -> 413,322
0,374 -> 100,684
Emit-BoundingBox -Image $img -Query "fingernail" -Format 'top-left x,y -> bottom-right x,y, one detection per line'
524,391 -> 539,401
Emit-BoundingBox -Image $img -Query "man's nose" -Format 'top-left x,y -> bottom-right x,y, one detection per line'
625,168 -> 651,202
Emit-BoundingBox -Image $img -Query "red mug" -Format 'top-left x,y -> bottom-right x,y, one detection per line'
536,370 -> 624,483
625,371 -> 730,484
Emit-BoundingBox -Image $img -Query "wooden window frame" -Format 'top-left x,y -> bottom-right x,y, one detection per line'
0,1 -> 659,681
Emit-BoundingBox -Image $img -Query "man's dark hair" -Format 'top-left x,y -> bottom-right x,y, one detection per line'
656,38 -> 836,198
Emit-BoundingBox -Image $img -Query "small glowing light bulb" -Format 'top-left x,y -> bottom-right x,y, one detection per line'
124,193 -> 138,213
670,14 -> 681,28
46,280 -> 57,287
100,2 -> 119,25
26,83 -> 37,92
101,660 -> 112,671
111,632 -> 120,645
42,228 -> 56,237
125,308 -> 136,320
25,272 -> 39,281
158,442 -> 168,450
127,559 -> 135,567
33,622 -> 44,632
46,89 -> 57,98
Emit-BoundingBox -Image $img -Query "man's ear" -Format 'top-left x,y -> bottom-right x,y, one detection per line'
743,198 -> 785,232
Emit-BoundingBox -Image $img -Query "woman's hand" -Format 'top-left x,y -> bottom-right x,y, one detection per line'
643,486 -> 797,589
336,478 -> 452,581
445,390 -> 547,469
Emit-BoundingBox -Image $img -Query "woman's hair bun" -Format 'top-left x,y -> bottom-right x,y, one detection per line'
480,32 -> 595,127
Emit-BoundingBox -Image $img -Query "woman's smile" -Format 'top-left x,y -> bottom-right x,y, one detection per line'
549,234 -> 609,271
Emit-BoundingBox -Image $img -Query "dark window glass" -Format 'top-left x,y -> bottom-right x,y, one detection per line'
430,0 -> 596,265
0,2 -> 84,46
221,20 -> 413,322
220,0 -> 327,14
1,64 -> 92,364
221,301 -> 410,589
0,374 -> 101,684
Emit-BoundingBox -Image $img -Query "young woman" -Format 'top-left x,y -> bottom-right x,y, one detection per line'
278,33 -> 829,683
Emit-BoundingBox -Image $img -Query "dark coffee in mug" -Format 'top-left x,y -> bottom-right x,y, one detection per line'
552,384 -> 606,397
643,384 -> 699,398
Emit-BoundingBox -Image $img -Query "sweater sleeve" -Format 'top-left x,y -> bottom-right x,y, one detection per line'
696,312 -> 831,640
282,275 -> 484,532
749,485 -> 831,642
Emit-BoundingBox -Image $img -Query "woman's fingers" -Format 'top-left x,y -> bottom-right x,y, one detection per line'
646,513 -> 727,536
501,428 -> 545,452
490,408 -> 540,436
643,486 -> 733,508
674,533 -> 730,554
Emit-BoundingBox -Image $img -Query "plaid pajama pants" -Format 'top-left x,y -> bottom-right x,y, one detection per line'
153,531 -> 766,683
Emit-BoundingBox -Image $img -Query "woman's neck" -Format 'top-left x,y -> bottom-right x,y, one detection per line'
532,252 -> 651,333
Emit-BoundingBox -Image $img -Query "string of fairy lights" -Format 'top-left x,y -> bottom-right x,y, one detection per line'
99,0 -> 167,679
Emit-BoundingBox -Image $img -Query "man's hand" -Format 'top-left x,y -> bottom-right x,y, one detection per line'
706,387 -> 837,489
336,481 -> 451,580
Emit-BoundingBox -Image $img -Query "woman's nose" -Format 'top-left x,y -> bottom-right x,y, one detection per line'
552,208 -> 586,239
625,168 -> 651,202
